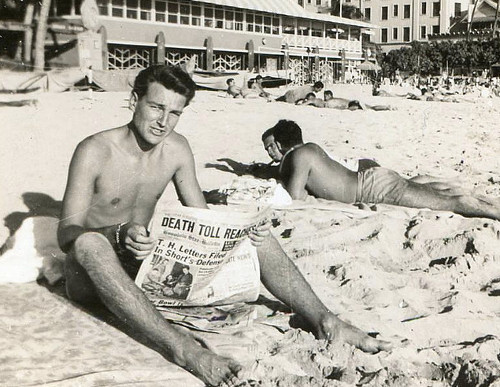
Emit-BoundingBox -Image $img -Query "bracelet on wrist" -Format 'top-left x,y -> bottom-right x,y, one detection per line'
115,222 -> 127,248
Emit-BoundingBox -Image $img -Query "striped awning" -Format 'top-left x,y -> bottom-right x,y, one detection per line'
198,0 -> 376,29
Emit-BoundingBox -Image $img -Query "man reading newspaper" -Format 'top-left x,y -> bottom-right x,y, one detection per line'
58,64 -> 391,387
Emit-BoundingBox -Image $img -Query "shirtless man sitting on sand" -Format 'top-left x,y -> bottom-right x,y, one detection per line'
264,119 -> 500,220
58,65 -> 391,387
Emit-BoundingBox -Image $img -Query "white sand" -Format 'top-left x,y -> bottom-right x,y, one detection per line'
2,85 -> 500,385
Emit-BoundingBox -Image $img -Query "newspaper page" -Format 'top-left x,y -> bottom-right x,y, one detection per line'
135,205 -> 269,330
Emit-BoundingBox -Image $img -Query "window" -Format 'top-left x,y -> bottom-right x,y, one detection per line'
205,7 -> 214,27
246,13 -> 254,32
272,17 -> 279,35
97,0 -> 108,16
404,4 -> 410,18
255,14 -> 262,33
126,0 -> 138,19
167,2 -> 178,23
112,0 -> 123,17
155,0 -> 165,21
264,16 -> 271,34
393,27 -> 398,39
235,12 -> 244,31
403,26 -> 410,41
393,4 -> 398,17
191,5 -> 201,26
215,8 -> 224,29
432,25 -> 439,34
140,0 -> 151,20
316,0 -> 321,4
381,6 -> 388,20
454,2 -> 461,16
225,10 -> 234,30
381,28 -> 388,42
420,25 -> 426,38
433,1 -> 440,16
364,7 -> 371,20
421,1 -> 427,14
179,3 -> 189,25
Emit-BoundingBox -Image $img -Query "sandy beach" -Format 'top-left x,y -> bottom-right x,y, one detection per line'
2,83 -> 500,386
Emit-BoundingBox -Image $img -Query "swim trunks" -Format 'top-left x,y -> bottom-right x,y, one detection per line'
355,167 -> 410,205
116,248 -> 142,279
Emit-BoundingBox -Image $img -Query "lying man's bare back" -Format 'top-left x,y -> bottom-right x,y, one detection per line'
59,66 -> 390,387
269,119 -> 500,220
279,143 -> 358,202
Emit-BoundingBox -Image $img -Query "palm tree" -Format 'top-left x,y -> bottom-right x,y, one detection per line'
34,0 -> 51,71
467,0 -> 480,41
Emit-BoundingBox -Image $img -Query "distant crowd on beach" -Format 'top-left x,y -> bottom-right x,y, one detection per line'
373,71 -> 500,101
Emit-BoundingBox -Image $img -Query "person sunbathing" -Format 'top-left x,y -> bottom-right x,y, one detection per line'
276,81 -> 324,103
323,90 -> 394,111
264,119 -> 500,220
58,65 -> 391,387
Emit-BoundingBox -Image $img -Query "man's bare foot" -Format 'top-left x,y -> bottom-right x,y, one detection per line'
315,313 -> 392,354
181,345 -> 244,386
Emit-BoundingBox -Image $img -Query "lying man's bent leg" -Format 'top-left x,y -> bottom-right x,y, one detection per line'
67,232 -> 244,386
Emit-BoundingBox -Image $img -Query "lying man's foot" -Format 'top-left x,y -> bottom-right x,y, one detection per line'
181,345 -> 244,387
315,313 -> 392,354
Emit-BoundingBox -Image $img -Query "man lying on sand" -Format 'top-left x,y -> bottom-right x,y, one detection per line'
58,65 -> 390,387
262,119 -> 500,220
276,81 -> 324,103
297,91 -> 393,111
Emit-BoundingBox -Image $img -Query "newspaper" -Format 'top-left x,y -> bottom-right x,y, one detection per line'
135,205 -> 270,332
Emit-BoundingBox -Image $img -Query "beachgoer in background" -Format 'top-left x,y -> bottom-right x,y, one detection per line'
276,81 -> 324,104
266,119 -> 500,220
226,78 -> 242,98
324,90 -> 394,111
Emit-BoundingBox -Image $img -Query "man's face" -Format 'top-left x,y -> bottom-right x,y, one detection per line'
131,81 -> 187,146
263,135 -> 283,162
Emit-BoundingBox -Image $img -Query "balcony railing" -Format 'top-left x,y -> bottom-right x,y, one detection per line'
282,35 -> 362,54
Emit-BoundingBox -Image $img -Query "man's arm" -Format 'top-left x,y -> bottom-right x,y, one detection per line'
283,151 -> 311,200
58,139 -> 104,253
173,140 -> 208,209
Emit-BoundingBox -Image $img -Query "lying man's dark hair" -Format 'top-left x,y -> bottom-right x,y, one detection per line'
314,81 -> 324,89
272,119 -> 303,148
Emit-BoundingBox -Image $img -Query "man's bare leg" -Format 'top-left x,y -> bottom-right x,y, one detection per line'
397,180 -> 500,220
66,232 -> 243,386
256,235 -> 392,353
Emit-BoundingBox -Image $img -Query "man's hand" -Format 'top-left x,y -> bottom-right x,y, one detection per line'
121,223 -> 155,259
248,219 -> 271,247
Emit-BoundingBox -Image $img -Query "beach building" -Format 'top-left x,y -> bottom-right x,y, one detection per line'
428,0 -> 500,42
356,0 -> 471,51
42,0 -> 376,83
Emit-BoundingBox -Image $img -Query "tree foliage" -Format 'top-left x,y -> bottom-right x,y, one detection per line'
380,39 -> 500,76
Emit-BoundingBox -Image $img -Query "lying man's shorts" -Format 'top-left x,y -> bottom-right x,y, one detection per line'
356,167 -> 410,205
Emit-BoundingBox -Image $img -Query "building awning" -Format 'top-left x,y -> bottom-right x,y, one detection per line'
197,0 -> 377,29
198,0 -> 306,17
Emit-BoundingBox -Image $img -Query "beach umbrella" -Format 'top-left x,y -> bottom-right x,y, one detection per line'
357,60 -> 381,72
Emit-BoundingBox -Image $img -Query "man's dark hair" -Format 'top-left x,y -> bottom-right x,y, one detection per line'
133,65 -> 196,105
271,120 -> 303,148
313,81 -> 324,89
226,78 -> 234,85
324,90 -> 333,98
305,92 -> 316,100
255,75 -> 263,81
261,127 -> 274,142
